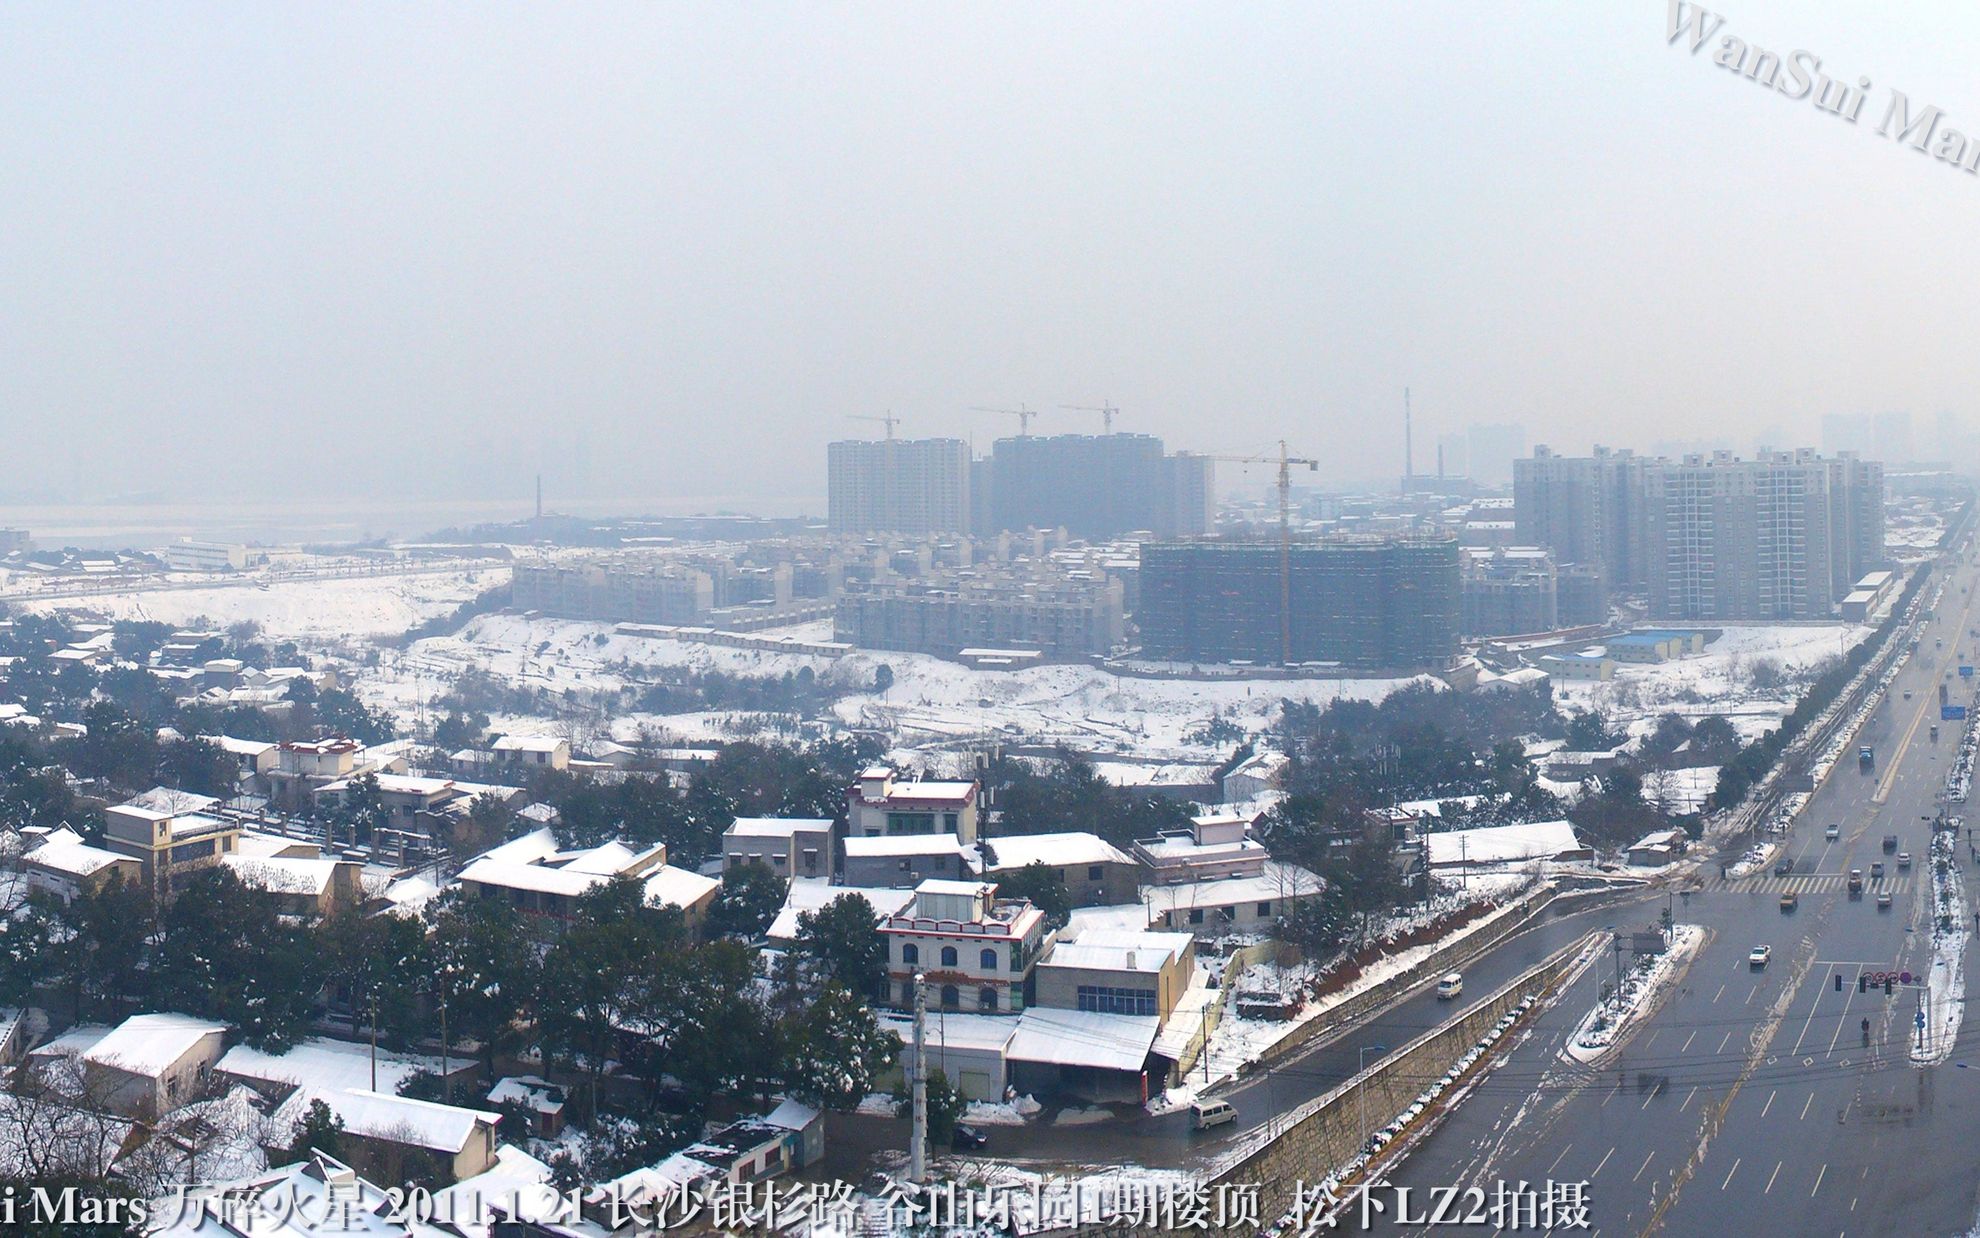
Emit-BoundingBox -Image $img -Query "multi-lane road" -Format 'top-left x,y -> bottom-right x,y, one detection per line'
1377,544 -> 1980,1236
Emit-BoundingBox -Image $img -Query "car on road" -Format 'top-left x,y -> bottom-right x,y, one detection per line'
1780,892 -> 1798,911
1871,861 -> 1886,880
1826,824 -> 1842,841
1884,834 -> 1900,853
1436,973 -> 1464,1000
1190,1100 -> 1237,1131
1775,857 -> 1793,877
1848,869 -> 1864,895
1898,851 -> 1913,868
1878,890 -> 1894,909
1906,690 -> 1914,699
951,1124 -> 989,1149
1749,945 -> 1772,968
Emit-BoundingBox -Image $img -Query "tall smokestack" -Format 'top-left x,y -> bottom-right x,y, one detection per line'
1403,387 -> 1414,494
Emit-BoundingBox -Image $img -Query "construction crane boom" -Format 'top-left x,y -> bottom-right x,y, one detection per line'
847,412 -> 901,440
1186,441 -> 1319,665
1060,402 -> 1120,433
969,404 -> 1037,435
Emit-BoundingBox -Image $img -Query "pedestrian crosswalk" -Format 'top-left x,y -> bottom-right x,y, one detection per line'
1701,872 -> 1916,895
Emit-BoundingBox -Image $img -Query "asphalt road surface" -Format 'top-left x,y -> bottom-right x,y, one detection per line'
1374,544 -> 1980,1237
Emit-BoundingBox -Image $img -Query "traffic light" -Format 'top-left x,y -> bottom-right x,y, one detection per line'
1860,974 -> 1868,993
1886,976 -> 1895,995
1836,974 -> 1844,991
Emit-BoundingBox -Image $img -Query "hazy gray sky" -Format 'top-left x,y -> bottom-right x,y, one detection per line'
4,2 -> 1979,515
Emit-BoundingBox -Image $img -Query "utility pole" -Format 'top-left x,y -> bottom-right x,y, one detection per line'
439,990 -> 450,1104
910,973 -> 928,1184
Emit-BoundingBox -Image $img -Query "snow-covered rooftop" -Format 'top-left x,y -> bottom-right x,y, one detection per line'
327,1088 -> 500,1154
642,864 -> 719,910
83,1012 -> 225,1077
1006,1008 -> 1160,1073
973,831 -> 1132,871
1040,929 -> 1194,974
221,855 -> 343,896
727,816 -> 833,839
1423,820 -> 1583,867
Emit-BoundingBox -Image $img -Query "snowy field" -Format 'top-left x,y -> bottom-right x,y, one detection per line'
1553,623 -> 1874,737
14,563 -> 506,642
361,612 -> 1431,755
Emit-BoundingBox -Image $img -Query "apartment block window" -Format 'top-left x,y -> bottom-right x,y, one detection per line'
1256,901 -> 1273,916
1189,908 -> 1204,925
1077,985 -> 1158,1016
1087,865 -> 1103,881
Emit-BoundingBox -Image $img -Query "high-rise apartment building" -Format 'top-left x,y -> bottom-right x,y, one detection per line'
1512,445 -> 1655,595
827,438 -> 972,535
1645,449 -> 1884,621
983,433 -> 1212,539
1137,534 -> 1460,670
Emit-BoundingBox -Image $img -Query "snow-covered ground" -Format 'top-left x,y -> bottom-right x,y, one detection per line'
362,612 -> 1429,755
1553,624 -> 1874,735
1915,830 -> 1967,1065
1563,924 -> 1704,1064
16,563 -> 505,642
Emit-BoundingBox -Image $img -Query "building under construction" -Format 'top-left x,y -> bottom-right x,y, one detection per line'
1137,534 -> 1461,671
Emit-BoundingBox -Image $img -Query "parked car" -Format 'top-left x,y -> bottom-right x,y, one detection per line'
1190,1100 -> 1237,1131
1436,973 -> 1464,1000
951,1124 -> 988,1150
1749,945 -> 1772,968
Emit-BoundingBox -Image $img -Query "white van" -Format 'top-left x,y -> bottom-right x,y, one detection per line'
1436,973 -> 1464,1000
1189,1099 -> 1237,1131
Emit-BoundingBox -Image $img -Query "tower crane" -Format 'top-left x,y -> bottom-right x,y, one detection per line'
847,412 -> 901,440
969,404 -> 1038,436
1187,440 -> 1320,666
1060,402 -> 1120,433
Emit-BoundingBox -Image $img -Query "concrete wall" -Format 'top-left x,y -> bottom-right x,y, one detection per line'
1198,940 -> 1586,1237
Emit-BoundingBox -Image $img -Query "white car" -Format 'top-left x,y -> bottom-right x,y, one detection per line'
1749,945 -> 1772,968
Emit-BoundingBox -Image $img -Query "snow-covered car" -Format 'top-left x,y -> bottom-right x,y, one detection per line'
1749,945 -> 1772,968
